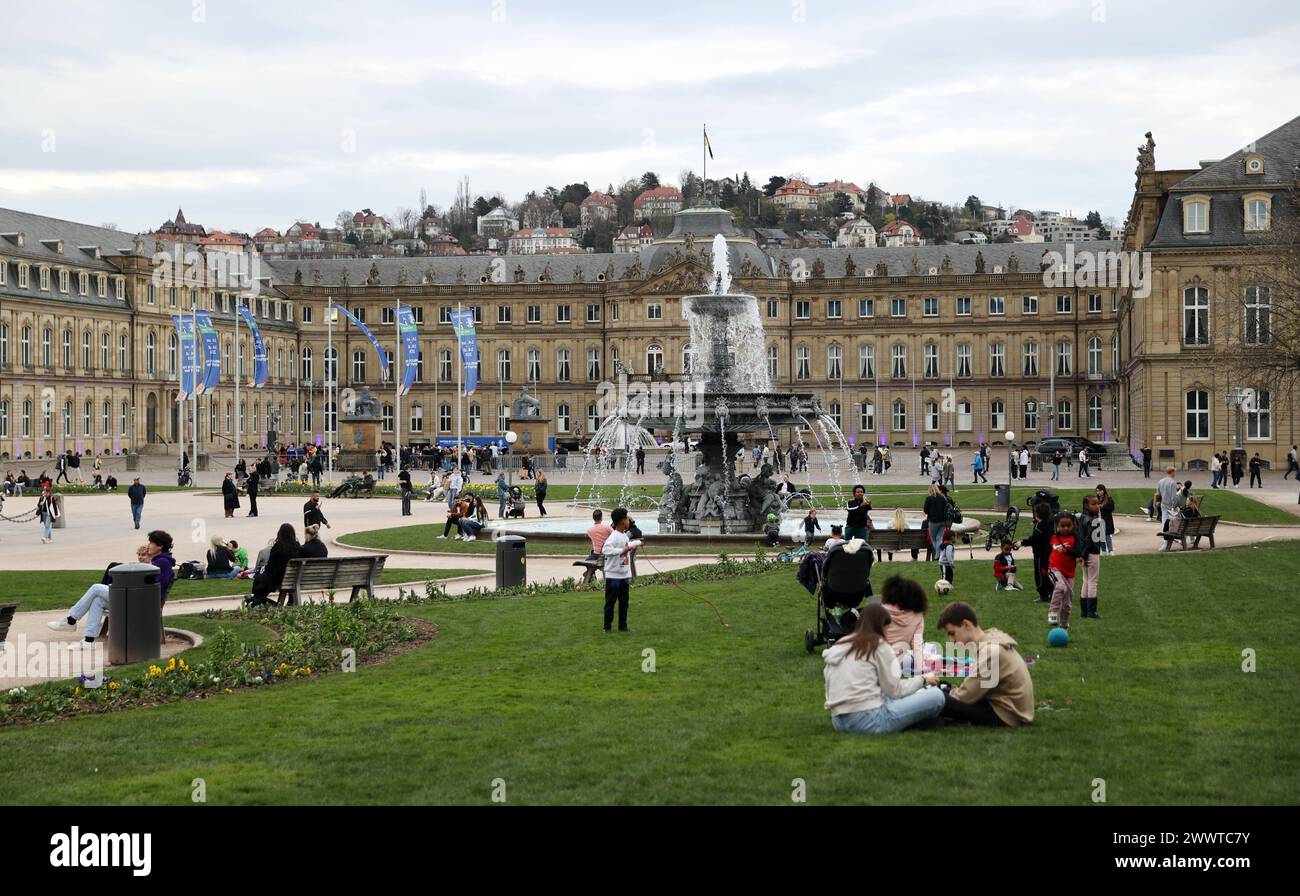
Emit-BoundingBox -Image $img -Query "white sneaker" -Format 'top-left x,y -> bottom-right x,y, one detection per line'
40,537 -> 49,544
436,535 -> 446,540
67,640 -> 95,651
47,619 -> 76,632
465,535 -> 477,542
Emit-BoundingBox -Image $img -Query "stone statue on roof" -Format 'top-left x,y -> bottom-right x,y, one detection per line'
1136,131 -> 1156,176
366,262 -> 381,286
974,251 -> 986,274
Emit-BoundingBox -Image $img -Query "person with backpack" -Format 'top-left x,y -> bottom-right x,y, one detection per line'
923,484 -> 949,559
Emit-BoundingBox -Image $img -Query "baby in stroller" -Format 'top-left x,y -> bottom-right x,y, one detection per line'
803,541 -> 875,653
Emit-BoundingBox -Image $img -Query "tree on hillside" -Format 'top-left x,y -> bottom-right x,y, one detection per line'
764,175 -> 787,197
614,178 -> 642,225
719,180 -> 737,208
335,210 -> 354,231
640,171 -> 661,191
679,169 -> 702,206
965,195 -> 982,219
558,182 -> 591,209
561,202 -> 580,229
581,219 -> 619,252
1085,210 -> 1103,229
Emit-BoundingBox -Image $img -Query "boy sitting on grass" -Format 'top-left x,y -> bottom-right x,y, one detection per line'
935,601 -> 1035,727
993,540 -> 1023,590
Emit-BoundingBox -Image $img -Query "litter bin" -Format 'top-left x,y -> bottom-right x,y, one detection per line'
993,484 -> 1011,513
495,535 -> 526,589
124,453 -> 140,472
107,562 -> 163,665
52,493 -> 66,529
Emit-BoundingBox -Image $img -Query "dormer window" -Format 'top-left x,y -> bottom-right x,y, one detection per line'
59,269 -> 69,292
1244,154 -> 1265,176
78,272 -> 89,295
17,263 -> 28,288
1183,196 -> 1210,234
39,266 -> 50,291
1244,193 -> 1271,231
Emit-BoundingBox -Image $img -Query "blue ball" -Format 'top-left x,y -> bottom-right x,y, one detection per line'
1047,627 -> 1069,648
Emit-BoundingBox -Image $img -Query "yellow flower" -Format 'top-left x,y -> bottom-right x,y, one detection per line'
108,682 -> 119,691
224,688 -> 233,694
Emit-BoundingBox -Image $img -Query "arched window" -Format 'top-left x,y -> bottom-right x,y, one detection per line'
527,348 -> 541,383
410,403 -> 423,433
859,401 -> 875,432
21,326 -> 31,367
82,331 -> 91,369
1023,341 -> 1039,377
225,401 -> 232,433
168,332 -> 178,375
557,349 -> 572,382
556,403 -> 570,432
828,401 -> 841,428
767,345 -> 778,380
891,399 -> 907,432
1245,286 -> 1271,346
63,400 -> 72,437
1183,198 -> 1209,233
382,404 -> 394,433
1183,287 -> 1210,346
922,343 -> 938,378
1185,390 -> 1210,439
42,328 -> 52,366
469,403 -> 481,434
146,331 -> 156,375
324,347 -> 338,382
955,343 -> 971,378
796,345 -> 810,380
1057,399 -> 1073,432
438,404 -> 451,433
587,403 -> 600,432
989,342 -> 1005,378
1055,340 -> 1072,376
301,346 -> 313,381
990,400 -> 1006,432
301,400 -> 312,433
827,345 -> 843,380
83,400 -> 91,438
22,399 -> 32,437
1087,395 -> 1102,431
1023,399 -> 1039,432
957,399 -> 972,431
0,400 -> 8,438
62,330 -> 72,369
352,350 -> 366,383
1087,337 -> 1102,376
645,344 -> 664,375
498,349 -> 512,382
891,344 -> 907,379
925,400 -> 939,431
1247,389 -> 1271,439
325,400 -> 337,435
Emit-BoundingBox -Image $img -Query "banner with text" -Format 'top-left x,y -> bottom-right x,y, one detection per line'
450,309 -> 478,396
172,315 -> 198,399
336,306 -> 389,383
397,307 -> 420,397
237,305 -> 270,387
194,312 -> 221,394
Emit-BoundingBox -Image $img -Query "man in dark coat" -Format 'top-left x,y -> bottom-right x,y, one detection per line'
303,492 -> 330,529
246,467 -> 260,517
221,472 -> 240,518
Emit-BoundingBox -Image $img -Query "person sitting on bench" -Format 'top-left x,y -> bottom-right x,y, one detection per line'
48,531 -> 176,649
300,524 -> 329,558
436,497 -> 469,540
248,524 -> 301,608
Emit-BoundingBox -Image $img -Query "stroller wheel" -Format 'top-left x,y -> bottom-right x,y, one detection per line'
804,629 -> 816,654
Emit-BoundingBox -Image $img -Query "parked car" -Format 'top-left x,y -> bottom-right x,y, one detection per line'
1033,437 -> 1108,459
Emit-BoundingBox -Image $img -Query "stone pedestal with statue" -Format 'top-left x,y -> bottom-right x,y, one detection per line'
508,385 -> 551,456
338,387 -> 382,470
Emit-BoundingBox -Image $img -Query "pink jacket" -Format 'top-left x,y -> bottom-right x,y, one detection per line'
883,603 -> 925,659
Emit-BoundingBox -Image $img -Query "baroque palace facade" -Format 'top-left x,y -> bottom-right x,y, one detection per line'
1,114 -> 1294,467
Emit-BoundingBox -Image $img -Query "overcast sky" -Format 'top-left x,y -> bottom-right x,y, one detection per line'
1,0 -> 1296,234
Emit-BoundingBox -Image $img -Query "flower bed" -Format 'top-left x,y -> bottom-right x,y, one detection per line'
0,600 -> 432,726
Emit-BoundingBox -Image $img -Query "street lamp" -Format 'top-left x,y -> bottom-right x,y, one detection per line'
1005,430 -> 1016,489
505,429 -> 518,488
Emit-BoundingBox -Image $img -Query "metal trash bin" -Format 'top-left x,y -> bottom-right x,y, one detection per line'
107,562 -> 163,665
993,484 -> 1011,513
124,453 -> 140,472
495,535 -> 526,589
52,493 -> 67,529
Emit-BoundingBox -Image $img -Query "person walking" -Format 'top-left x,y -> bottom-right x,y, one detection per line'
534,468 -> 548,516
246,466 -> 260,517
923,484 -> 948,560
919,445 -> 931,476
1077,447 -> 1091,478
1141,445 -> 1153,478
1210,452 -> 1223,489
303,492 -> 330,530
1018,446 -> 1030,480
447,467 -> 463,507
221,472 -> 240,518
635,446 -> 646,475
127,476 -> 146,529
1230,453 -> 1244,488
55,451 -> 70,485
972,451 -> 987,484
1051,449 -> 1063,481
1156,467 -> 1180,531
1285,445 -> 1299,481
1249,453 -> 1264,488
309,452 -> 323,489
36,484 -> 59,543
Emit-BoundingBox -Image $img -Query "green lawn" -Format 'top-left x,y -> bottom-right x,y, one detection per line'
2,568 -> 482,612
1,542 -> 1296,804
338,524 -> 737,556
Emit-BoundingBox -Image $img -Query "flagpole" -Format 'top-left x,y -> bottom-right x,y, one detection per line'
235,302 -> 242,470
456,301 -> 463,460
191,293 -> 198,477
327,295 -> 334,478
178,318 -> 185,476
395,297 -> 402,471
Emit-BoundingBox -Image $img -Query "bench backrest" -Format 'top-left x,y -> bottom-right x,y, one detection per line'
1180,514 -> 1220,533
0,602 -> 17,643
868,529 -> 932,548
281,556 -> 387,592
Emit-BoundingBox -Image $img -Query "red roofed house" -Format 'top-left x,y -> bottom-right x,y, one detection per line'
1006,217 -> 1043,243
286,222 -> 321,240
772,179 -> 818,211
816,180 -> 865,211
890,194 -> 913,206
198,230 -> 246,253
152,207 -> 207,243
878,220 -> 921,247
580,191 -> 616,229
613,223 -> 654,254
507,227 -> 580,255
347,210 -> 392,244
633,187 -> 683,219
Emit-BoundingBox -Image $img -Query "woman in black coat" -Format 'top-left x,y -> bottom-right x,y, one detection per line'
221,472 -> 240,519
299,524 -> 329,558
249,523 -> 300,607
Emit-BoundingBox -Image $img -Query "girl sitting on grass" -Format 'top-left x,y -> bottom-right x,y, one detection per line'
823,604 -> 944,735
880,575 -> 927,675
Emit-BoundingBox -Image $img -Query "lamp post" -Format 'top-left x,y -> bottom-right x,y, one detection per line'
1005,429 -> 1016,493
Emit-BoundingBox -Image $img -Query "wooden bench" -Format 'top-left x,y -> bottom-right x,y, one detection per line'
866,529 -> 936,562
276,555 -> 387,606
573,559 -> 602,584
0,603 -> 18,649
1161,515 -> 1220,552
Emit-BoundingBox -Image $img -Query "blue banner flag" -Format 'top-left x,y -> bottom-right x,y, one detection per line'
172,315 -> 198,399
237,305 -> 270,387
194,311 -> 221,394
397,307 -> 420,397
336,305 -> 389,383
450,309 -> 478,396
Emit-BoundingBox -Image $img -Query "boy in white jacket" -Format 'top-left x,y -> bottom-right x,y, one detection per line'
823,603 -> 944,734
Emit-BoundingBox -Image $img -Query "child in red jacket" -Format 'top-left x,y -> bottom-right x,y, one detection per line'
993,540 -> 1022,590
1048,514 -> 1079,628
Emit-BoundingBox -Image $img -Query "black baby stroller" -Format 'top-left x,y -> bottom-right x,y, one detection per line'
505,485 -> 526,519
803,544 -> 875,653
984,505 -> 1021,550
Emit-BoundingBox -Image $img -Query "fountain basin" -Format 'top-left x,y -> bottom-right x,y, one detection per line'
494,512 -> 980,540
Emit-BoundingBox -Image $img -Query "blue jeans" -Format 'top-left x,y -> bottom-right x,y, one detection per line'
1051,464 -> 1060,480
43,513 -> 53,540
131,503 -> 143,528
498,496 -> 507,518
831,688 -> 945,734
71,583 -> 110,638
928,521 -> 945,558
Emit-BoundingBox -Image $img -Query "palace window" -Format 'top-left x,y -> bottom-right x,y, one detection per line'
1056,341 -> 1073,376
860,401 -> 875,432
1245,286 -> 1271,345
891,344 -> 907,379
1183,197 -> 1209,233
1244,195 -> 1270,231
989,342 -> 1005,378
956,296 -> 971,316
956,343 -> 971,378
858,344 -> 875,380
827,345 -> 843,380
796,346 -> 810,380
1023,341 -> 1039,377
1087,337 -> 1103,376
1247,389 -> 1271,439
498,349 -> 512,383
1023,295 -> 1038,314
988,296 -> 1004,316
796,300 -> 810,320
556,403 -> 570,432
990,400 -> 1006,432
1057,398 -> 1073,432
892,400 -> 907,432
923,343 -> 939,378
1088,395 -> 1103,431
828,299 -> 842,319
923,297 -> 938,317
925,400 -> 939,432
858,298 -> 874,318
557,349 -> 571,382
1184,390 -> 1209,440
1183,287 -> 1210,346
1023,400 -> 1039,432
890,297 -> 906,318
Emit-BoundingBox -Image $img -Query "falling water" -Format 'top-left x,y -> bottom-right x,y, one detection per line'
801,415 -> 844,505
816,414 -> 858,498
711,234 -> 732,297
617,413 -> 647,507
